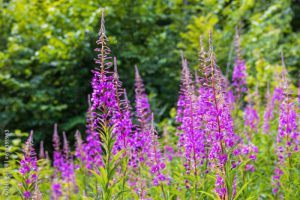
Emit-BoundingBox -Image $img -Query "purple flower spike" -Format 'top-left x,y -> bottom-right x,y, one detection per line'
19,131 -> 37,199
62,132 -> 70,161
133,65 -> 153,163
272,53 -> 299,195
147,114 -> 167,186
62,137 -> 75,182
52,124 -> 63,171
177,56 -> 206,175
244,104 -> 259,138
112,57 -> 134,154
135,65 -> 152,130
86,10 -> 119,170
232,28 -> 247,98
91,9 -> 117,125
75,130 -> 86,165
204,31 -> 241,198
263,80 -> 285,134
84,96 -> 103,170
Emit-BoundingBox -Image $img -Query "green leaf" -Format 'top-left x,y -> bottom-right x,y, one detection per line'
233,180 -> 253,200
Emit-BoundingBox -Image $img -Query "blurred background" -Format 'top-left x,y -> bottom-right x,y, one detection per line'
1,0 -> 300,150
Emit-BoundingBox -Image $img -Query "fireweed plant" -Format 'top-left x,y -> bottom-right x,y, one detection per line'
18,131 -> 38,199
2,11 -> 300,200
271,54 -> 299,198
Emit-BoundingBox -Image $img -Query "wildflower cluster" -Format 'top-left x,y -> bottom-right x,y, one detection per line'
18,131 -> 37,199
10,10 -> 300,200
272,56 -> 299,195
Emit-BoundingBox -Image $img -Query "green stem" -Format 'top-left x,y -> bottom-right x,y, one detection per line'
194,173 -> 198,199
105,137 -> 112,200
160,183 -> 167,200
121,158 -> 128,200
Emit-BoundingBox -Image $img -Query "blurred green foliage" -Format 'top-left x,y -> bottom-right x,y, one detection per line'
1,0 -> 299,146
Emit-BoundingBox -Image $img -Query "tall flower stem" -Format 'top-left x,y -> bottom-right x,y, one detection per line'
160,183 -> 167,200
121,157 -> 129,200
208,31 -> 231,200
